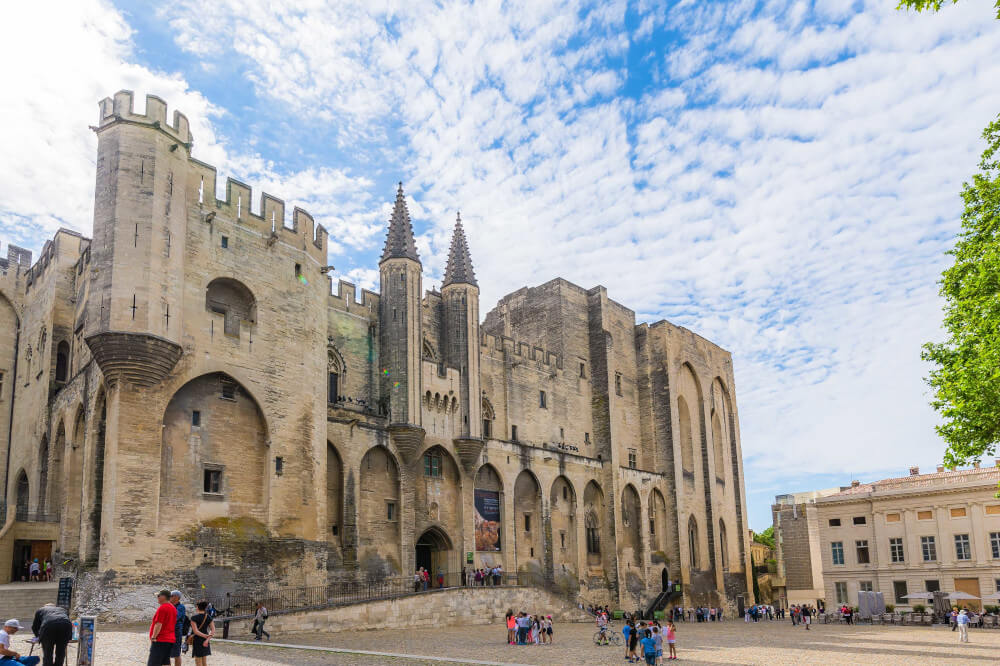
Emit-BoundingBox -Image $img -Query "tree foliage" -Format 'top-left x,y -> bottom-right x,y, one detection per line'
922,116 -> 1000,468
752,526 -> 775,549
896,0 -> 1000,19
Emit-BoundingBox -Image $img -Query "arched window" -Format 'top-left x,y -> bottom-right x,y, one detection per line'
586,510 -> 600,555
55,341 -> 70,382
688,516 -> 699,569
719,519 -> 729,571
328,346 -> 344,404
15,470 -> 29,520
205,278 -> 256,337
482,397 -> 495,439
423,448 -> 443,477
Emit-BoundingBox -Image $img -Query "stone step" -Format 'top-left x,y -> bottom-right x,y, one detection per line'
0,586 -> 58,621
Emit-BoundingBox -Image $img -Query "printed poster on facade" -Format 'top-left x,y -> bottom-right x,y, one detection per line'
474,489 -> 501,551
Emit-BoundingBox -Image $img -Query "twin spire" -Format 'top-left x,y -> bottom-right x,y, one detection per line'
379,184 -> 477,288
442,212 -> 477,288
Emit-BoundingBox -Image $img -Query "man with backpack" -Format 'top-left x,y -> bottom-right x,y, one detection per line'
169,591 -> 189,665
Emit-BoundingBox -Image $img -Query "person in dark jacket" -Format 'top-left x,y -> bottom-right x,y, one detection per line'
31,604 -> 72,666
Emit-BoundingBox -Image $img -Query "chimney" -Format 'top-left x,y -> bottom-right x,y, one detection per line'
909,466 -> 919,476
936,465 -> 944,473
851,480 -> 860,488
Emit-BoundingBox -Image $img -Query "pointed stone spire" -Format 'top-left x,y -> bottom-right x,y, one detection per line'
380,182 -> 420,264
442,211 -> 477,288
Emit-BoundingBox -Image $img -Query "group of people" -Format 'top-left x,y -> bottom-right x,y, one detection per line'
0,602 -> 74,666
504,610 -> 553,645
950,608 -> 973,643
465,565 -> 503,586
744,604 -> 778,622
146,589 -> 217,666
412,567 -> 443,591
596,610 -> 677,664
19,559 -> 51,583
674,606 -> 724,622
790,604 -> 818,628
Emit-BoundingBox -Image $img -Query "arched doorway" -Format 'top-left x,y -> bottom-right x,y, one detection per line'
415,526 -> 453,585
661,566 -> 669,593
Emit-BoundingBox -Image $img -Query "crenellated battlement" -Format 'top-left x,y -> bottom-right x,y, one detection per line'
480,332 -> 562,371
98,91 -> 191,146
329,279 -> 379,316
185,160 -> 329,262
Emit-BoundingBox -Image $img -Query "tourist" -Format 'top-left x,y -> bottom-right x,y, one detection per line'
517,612 -> 530,645
651,625 -> 663,665
0,619 -> 39,666
505,610 -> 515,645
148,590 -> 177,666
494,565 -> 502,586
31,603 -> 72,666
665,621 -> 677,661
627,620 -> 639,663
802,608 -> 811,631
437,568 -> 444,589
595,610 -> 609,645
413,569 -> 421,592
622,620 -> 633,661
544,615 -> 553,644
169,591 -> 188,665
957,609 -> 970,643
29,561 -> 40,583
188,600 -> 214,666
252,602 -> 269,641
950,608 -> 958,631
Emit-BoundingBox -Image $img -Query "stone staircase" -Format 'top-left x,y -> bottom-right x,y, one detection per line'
0,583 -> 58,621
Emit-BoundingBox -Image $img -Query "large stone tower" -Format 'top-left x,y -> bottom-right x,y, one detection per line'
379,185 -> 424,459
441,214 -> 482,467
85,91 -> 188,385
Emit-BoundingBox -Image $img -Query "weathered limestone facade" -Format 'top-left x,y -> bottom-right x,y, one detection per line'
0,91 -> 752,611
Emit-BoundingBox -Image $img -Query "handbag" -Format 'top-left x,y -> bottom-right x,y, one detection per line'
187,613 -> 210,645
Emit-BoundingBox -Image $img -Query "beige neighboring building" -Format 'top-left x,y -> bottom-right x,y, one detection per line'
0,91 -> 753,613
814,463 -> 1000,612
771,487 -> 844,609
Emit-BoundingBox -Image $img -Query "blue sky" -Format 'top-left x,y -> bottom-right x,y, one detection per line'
3,0 -> 1000,531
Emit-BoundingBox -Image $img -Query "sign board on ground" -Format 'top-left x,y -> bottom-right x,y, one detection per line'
57,577 -> 72,611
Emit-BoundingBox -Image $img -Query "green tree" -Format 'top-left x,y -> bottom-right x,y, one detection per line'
922,116 -> 1000,469
896,0 -> 1000,19
753,526 -> 775,549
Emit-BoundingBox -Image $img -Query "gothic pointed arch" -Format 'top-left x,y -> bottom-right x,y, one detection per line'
326,441 -> 344,552
621,484 -> 642,566
14,469 -> 28,519
550,475 -> 578,573
584,480 -> 607,569
513,469 -> 542,571
481,396 -> 495,439
158,373 -> 269,538
359,445 -> 401,577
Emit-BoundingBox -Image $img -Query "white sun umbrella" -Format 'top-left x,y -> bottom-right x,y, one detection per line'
979,593 -> 1000,601
902,592 -> 934,600
947,591 -> 980,601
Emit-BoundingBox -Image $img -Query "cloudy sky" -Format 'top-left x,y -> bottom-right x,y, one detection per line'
3,0 -> 1000,530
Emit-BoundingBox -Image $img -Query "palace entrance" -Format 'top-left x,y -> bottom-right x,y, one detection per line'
415,527 -> 453,582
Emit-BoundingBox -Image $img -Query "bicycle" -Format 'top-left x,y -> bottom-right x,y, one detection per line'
593,629 -> 622,646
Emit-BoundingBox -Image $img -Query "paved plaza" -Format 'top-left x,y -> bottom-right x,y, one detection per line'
83,618 -> 994,664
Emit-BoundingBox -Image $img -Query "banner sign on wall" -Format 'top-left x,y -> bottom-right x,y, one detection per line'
474,489 -> 502,551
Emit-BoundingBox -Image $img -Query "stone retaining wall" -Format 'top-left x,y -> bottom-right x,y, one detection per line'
262,586 -> 590,634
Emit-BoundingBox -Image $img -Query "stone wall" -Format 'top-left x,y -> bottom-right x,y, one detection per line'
264,585 -> 591,634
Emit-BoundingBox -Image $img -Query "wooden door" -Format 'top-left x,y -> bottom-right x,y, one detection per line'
954,578 -> 981,612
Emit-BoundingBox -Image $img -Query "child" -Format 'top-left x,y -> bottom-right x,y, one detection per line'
506,610 -> 516,645
652,625 -> 663,665
623,620 -> 633,661
666,621 -> 677,661
640,629 -> 658,666
545,615 -> 553,644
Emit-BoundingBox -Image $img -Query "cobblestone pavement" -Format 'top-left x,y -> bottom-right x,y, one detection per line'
78,620 -> 994,664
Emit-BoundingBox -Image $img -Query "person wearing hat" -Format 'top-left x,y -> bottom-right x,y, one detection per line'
957,608 -> 971,643
148,590 -> 177,666
169,591 -> 189,666
31,603 -> 71,666
0,619 -> 40,665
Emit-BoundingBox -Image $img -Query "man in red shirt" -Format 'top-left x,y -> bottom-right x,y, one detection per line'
147,589 -> 177,666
